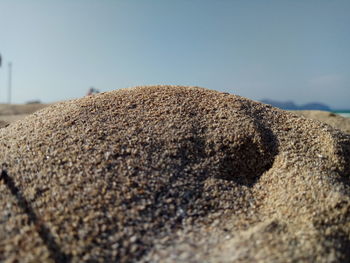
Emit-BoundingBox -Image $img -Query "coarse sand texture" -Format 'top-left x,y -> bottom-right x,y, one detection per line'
0,86 -> 349,262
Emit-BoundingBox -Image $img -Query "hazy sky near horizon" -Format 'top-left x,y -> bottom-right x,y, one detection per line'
0,0 -> 349,108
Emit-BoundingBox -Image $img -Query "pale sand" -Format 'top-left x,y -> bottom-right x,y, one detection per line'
0,86 -> 349,262
293,110 -> 350,134
1,103 -> 349,134
0,103 -> 48,128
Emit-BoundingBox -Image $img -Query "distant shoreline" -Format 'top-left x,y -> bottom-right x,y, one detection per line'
333,110 -> 350,118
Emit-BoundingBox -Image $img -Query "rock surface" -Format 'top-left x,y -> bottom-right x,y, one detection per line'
0,86 -> 349,262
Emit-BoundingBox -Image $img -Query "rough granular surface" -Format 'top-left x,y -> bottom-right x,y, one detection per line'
293,110 -> 350,134
0,86 -> 349,262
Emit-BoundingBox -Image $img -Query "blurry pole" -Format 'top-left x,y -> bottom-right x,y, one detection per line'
8,62 -> 12,104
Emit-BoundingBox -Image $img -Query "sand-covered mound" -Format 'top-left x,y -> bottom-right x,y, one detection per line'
293,110 -> 350,134
0,86 -> 349,262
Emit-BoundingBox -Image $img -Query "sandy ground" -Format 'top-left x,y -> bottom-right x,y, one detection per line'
0,87 -> 349,262
0,103 -> 49,128
0,103 -> 349,134
0,103 -> 48,116
293,110 -> 350,134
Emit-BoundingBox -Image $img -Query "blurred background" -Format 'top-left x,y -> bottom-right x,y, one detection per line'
0,0 -> 349,110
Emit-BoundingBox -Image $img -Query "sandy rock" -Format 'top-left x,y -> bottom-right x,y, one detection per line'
0,86 -> 349,262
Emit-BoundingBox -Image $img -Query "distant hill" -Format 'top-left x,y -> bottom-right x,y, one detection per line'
260,99 -> 331,111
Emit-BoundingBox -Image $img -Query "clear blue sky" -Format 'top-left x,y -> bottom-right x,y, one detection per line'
0,0 -> 349,109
